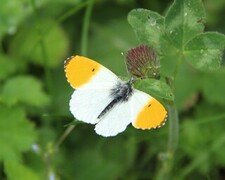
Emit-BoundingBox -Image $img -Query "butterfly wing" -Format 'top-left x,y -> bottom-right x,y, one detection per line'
94,100 -> 133,137
64,56 -> 119,89
70,87 -> 114,124
94,89 -> 167,137
65,56 -> 121,124
130,89 -> 167,129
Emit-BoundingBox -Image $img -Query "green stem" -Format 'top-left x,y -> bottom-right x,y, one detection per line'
168,102 -> 179,154
81,0 -> 94,56
30,0 -> 52,95
54,125 -> 76,151
57,1 -> 88,23
155,53 -> 181,178
155,102 -> 179,179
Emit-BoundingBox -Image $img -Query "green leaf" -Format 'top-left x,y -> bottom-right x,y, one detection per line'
9,18 -> 69,67
134,79 -> 174,101
0,106 -> 36,161
1,76 -> 50,106
4,161 -> 40,180
127,8 -> 164,50
0,55 -> 17,81
184,32 -> 225,71
165,0 -> 205,48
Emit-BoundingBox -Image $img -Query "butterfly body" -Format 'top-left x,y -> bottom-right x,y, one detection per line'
98,80 -> 133,119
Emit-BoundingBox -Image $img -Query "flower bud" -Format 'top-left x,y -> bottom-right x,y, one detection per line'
125,45 -> 160,79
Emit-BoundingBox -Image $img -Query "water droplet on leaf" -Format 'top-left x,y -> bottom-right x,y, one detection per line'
148,17 -> 156,26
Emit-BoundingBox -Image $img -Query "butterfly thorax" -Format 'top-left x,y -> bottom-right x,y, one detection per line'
97,80 -> 133,119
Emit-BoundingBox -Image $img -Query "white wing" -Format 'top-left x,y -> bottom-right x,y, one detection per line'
70,86 -> 113,124
94,89 -> 150,137
69,63 -> 122,124
94,101 -> 132,137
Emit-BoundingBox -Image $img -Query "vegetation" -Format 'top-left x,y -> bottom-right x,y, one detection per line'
0,0 -> 225,179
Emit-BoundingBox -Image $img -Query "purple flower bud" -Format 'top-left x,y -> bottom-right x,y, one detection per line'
125,45 -> 160,79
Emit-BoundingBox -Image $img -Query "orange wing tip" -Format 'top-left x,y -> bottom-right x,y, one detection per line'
64,56 -> 76,89
64,56 -> 74,68
133,115 -> 167,130
64,55 -> 101,89
133,119 -> 166,129
155,114 -> 168,128
132,98 -> 167,130
143,114 -> 168,130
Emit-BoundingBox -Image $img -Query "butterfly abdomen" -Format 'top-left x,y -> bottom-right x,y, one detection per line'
97,81 -> 133,118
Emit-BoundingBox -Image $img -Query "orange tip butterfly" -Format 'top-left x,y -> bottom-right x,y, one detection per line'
64,56 -> 167,137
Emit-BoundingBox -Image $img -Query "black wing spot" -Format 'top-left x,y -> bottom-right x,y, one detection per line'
148,104 -> 151,107
92,68 -> 95,72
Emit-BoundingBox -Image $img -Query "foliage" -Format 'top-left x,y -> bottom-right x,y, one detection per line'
0,0 -> 224,179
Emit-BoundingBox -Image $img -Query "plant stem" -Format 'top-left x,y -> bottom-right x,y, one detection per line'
155,51 -> 181,179
30,0 -> 53,95
54,125 -> 76,151
155,102 -> 179,179
57,1 -> 88,23
81,0 -> 94,56
168,102 -> 179,154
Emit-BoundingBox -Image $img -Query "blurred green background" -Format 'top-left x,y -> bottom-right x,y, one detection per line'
0,0 -> 225,179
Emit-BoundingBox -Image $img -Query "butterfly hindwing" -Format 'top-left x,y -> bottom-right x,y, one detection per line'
130,90 -> 167,129
94,100 -> 133,137
70,86 -> 114,125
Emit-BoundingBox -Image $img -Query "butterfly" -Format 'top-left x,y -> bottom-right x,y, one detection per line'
64,56 -> 167,137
